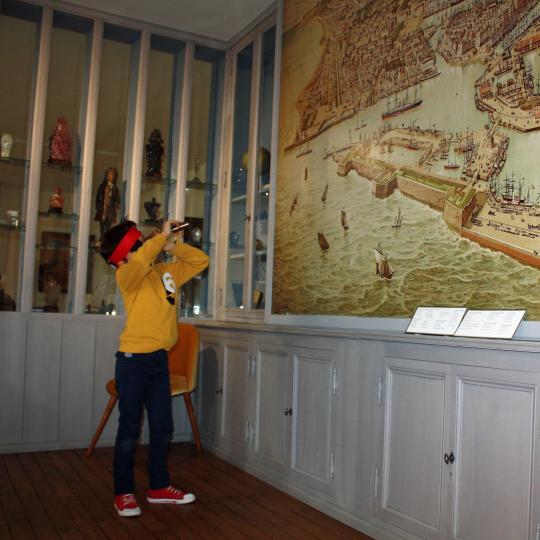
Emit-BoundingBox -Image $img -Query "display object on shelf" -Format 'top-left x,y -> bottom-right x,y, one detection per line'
229,230 -> 240,247
48,117 -> 72,167
94,167 -> 121,240
38,231 -> 70,303
6,210 -> 19,226
43,276 -> 61,312
183,217 -> 203,245
1,133 -> 13,159
191,157 -> 202,184
144,197 -> 161,222
190,227 -> 202,244
145,128 -> 164,178
48,187 -> 64,214
242,146 -> 271,176
0,271 -> 16,311
253,288 -> 264,309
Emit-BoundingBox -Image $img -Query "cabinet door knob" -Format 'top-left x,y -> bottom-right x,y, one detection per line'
444,452 -> 455,464
216,388 -> 223,395
244,214 -> 251,222
284,407 -> 293,416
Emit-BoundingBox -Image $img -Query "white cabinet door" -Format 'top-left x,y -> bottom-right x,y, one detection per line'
289,345 -> 337,496
252,341 -> 291,473
381,357 -> 452,540
221,337 -> 251,452
451,367 -> 539,540
198,336 -> 223,444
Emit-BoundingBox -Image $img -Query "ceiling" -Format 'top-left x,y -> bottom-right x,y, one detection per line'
66,0 -> 276,43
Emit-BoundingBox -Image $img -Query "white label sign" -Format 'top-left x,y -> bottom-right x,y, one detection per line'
454,310 -> 526,339
406,307 -> 467,336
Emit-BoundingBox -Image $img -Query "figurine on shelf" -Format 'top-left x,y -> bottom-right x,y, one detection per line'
43,275 -> 61,312
0,271 -> 16,311
191,156 -> 202,185
94,167 -> 121,240
48,117 -> 72,167
144,197 -> 161,222
1,133 -> 13,159
48,187 -> 64,214
145,128 -> 164,178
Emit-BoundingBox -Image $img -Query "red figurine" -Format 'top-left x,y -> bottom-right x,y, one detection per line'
49,187 -> 64,214
48,117 -> 72,167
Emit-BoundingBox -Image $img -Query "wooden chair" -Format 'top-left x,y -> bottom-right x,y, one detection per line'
86,322 -> 202,456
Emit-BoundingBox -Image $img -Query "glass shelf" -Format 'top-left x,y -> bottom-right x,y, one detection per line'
231,194 -> 247,203
35,242 -> 77,250
43,161 -> 82,173
142,175 -> 176,186
0,222 -> 25,231
0,157 -> 29,167
186,179 -> 218,191
38,211 -> 79,221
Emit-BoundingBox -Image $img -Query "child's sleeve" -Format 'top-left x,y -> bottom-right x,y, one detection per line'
116,234 -> 167,292
163,242 -> 209,286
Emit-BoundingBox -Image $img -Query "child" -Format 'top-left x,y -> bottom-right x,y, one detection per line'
100,219 -> 209,517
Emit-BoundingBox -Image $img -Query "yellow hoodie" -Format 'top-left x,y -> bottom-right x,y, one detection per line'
116,234 -> 209,353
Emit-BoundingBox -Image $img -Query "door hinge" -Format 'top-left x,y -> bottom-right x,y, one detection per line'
249,423 -> 255,446
245,421 -> 250,442
374,467 -> 380,499
248,355 -> 256,377
330,452 -> 335,480
535,523 -> 540,540
377,376 -> 384,405
223,170 -> 228,189
332,367 -> 338,395
219,288 -> 223,306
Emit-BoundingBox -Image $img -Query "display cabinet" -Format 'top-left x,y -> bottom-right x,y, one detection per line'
138,35 -> 185,238
85,24 -> 141,314
32,11 -> 93,312
0,1 -> 41,311
222,24 -> 276,315
181,45 -> 225,317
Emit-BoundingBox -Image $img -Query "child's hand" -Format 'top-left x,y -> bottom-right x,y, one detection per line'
161,221 -> 172,237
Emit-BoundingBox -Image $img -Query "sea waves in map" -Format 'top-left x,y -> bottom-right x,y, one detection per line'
272,173 -> 540,319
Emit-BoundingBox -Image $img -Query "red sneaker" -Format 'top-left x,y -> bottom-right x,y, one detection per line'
114,493 -> 141,517
146,485 -> 195,505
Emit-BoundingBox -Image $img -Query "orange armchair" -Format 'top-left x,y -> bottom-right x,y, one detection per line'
86,322 -> 202,456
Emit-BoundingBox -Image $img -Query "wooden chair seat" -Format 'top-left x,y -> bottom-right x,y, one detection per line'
86,323 -> 202,456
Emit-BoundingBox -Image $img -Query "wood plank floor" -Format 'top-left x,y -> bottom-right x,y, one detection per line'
0,443 -> 374,539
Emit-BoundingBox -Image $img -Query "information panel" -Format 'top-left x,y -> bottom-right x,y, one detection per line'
406,307 -> 467,336
454,310 -> 526,339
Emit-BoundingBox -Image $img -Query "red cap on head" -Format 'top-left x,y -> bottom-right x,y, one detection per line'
108,227 -> 142,266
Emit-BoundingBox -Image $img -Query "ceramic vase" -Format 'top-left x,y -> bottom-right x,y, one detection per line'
1,133 -> 13,159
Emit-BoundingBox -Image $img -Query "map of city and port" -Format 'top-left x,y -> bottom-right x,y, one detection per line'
272,0 -> 540,318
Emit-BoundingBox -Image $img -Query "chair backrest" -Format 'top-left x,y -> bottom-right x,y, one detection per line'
168,323 -> 200,393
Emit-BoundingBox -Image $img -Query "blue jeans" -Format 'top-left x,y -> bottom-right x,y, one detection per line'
113,349 -> 173,495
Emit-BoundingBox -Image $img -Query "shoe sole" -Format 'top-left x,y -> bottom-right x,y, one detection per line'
114,504 -> 141,517
147,494 -> 196,505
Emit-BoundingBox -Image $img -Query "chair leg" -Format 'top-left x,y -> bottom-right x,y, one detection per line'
183,393 -> 202,454
86,395 -> 117,457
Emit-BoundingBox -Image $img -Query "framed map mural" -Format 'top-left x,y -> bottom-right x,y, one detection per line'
272,0 -> 540,319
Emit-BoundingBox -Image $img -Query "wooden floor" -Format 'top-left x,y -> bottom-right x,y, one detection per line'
0,443 -> 374,539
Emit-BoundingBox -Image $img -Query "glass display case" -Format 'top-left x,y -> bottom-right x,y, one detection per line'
33,11 -> 93,312
138,35 -> 185,239
182,45 -> 225,317
85,24 -> 141,314
0,1 -> 41,311
251,26 -> 276,310
226,43 -> 253,309
224,25 -> 276,313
